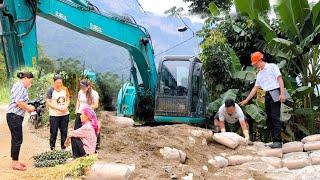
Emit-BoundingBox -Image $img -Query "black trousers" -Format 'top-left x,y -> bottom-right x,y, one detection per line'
7,113 -> 24,161
265,92 -> 282,142
71,137 -> 86,158
74,113 -> 82,130
96,133 -> 101,151
75,113 -> 100,151
49,115 -> 69,150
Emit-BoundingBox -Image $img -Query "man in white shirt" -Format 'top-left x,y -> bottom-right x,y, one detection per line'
214,99 -> 250,142
240,51 -> 286,148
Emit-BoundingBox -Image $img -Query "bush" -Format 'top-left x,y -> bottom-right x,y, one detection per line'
96,73 -> 121,111
0,84 -> 9,104
0,53 -> 9,104
0,53 -> 7,82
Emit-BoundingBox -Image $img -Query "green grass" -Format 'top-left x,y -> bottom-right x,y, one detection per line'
0,85 -> 9,104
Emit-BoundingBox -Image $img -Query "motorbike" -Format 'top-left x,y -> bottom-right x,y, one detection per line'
28,98 -> 46,129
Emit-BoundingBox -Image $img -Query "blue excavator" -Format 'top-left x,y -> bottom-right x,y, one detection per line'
0,0 -> 208,124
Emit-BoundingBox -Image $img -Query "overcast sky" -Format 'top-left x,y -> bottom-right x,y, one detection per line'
138,0 -> 203,23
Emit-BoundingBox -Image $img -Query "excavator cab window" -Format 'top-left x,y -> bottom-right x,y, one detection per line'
155,60 -> 190,117
191,63 -> 203,113
159,60 -> 190,97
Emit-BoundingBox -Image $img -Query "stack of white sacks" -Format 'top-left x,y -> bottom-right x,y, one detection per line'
210,133 -> 320,170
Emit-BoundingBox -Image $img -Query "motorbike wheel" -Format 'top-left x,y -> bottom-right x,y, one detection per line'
35,115 -> 40,129
28,116 -> 32,123
30,116 -> 35,124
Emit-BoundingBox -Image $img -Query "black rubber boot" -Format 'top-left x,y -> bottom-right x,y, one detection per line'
268,142 -> 282,148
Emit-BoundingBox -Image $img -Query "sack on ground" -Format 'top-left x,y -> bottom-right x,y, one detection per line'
282,141 -> 303,154
112,117 -> 134,128
309,150 -> 320,165
282,152 -> 311,169
190,130 -> 213,138
160,147 -> 186,163
88,162 -> 135,180
253,142 -> 266,151
239,161 -> 276,172
208,156 -> 228,168
258,148 -> 283,158
301,134 -> 320,143
303,141 -> 320,151
260,157 -> 282,168
227,155 -> 253,166
213,132 -> 245,149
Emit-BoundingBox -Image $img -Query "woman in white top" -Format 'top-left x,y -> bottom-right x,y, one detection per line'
74,79 -> 99,130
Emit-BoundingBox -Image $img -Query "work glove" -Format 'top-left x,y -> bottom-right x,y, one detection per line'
243,129 -> 250,145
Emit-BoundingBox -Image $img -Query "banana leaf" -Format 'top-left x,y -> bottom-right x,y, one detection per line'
208,2 -> 220,16
295,123 -> 311,136
232,71 -> 256,81
244,104 -> 266,123
281,103 -> 293,121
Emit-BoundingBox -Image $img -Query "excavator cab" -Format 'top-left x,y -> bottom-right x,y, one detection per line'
154,56 -> 208,124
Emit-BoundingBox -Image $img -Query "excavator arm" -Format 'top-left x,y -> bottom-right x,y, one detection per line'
0,0 -> 157,116
0,0 -> 208,123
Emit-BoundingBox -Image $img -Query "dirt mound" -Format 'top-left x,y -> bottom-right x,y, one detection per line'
97,111 -> 260,179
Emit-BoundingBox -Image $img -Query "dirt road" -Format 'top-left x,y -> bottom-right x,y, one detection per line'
0,106 -> 258,179
0,107 -> 270,179
0,105 -> 49,179
2,108 -> 316,179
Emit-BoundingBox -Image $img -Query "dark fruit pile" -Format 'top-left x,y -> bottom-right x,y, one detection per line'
33,150 -> 72,167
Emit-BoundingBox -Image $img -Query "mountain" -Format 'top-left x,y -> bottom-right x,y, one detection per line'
36,0 -> 203,77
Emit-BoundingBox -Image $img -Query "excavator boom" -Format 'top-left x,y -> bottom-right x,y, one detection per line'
0,0 -> 157,117
0,0 -> 207,123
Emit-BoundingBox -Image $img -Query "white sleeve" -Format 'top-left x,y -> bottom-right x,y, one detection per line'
254,73 -> 261,87
218,106 -> 225,121
272,64 -> 281,78
236,104 -> 245,122
92,90 -> 99,102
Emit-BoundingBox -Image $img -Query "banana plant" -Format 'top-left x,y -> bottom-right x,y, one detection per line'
207,89 -> 239,114
234,0 -> 320,106
233,0 -> 320,58
208,0 -> 320,95
235,0 -> 320,138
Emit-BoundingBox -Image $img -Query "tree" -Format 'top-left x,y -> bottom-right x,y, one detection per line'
194,1 -> 266,100
199,30 -> 234,99
95,72 -> 121,110
56,58 -> 84,76
0,53 -> 7,83
217,15 -> 275,67
183,0 -> 233,17
37,57 -> 56,78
